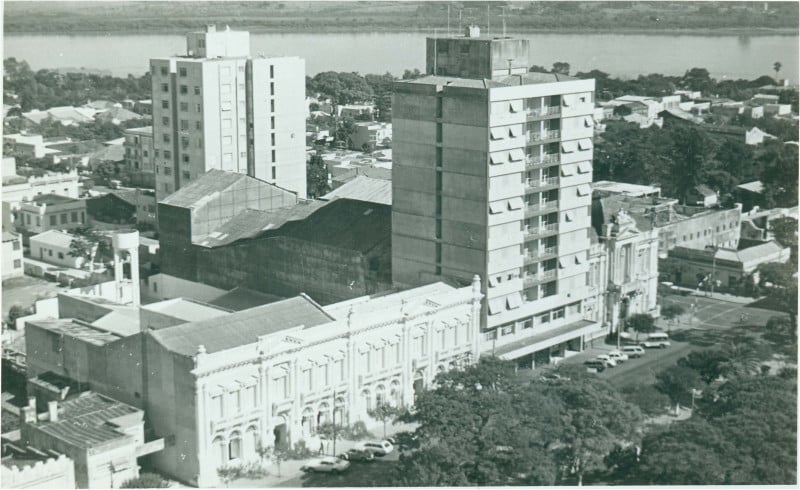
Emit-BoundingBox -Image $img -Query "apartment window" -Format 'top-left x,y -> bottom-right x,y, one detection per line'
143,150 -> 149,157
164,167 -> 172,175
197,138 -> 203,149
181,137 -> 189,149
48,249 -> 53,256
272,375 -> 288,399
240,151 -> 247,159
395,342 -> 402,364
538,313 -> 551,324
418,334 -> 426,356
182,154 -> 190,163
180,85 -> 188,94
212,395 -> 223,418
163,134 -> 171,143
182,171 -> 191,180
163,183 -> 171,193
13,259 -> 21,268
198,39 -> 205,48
522,318 -> 533,329
270,116 -> 276,128
228,434 -> 241,461
162,116 -> 170,126
380,346 -> 387,369
194,86 -> 200,95
195,103 -> 202,113
180,102 -> 188,112
161,83 -> 169,93
246,386 -> 256,408
271,167 -> 277,180
161,100 -> 169,109
70,211 -> 78,222
195,121 -> 202,130
336,359 -> 345,382
270,82 -> 275,95
155,149 -> 160,157
223,136 -> 233,146
179,67 -> 187,77
270,65 -> 275,78
322,363 -> 330,386
180,120 -> 188,130
164,150 -> 171,159
553,308 -> 565,320
271,150 -> 276,163
270,133 -> 276,146
270,100 -> 275,112
60,213 -> 67,224
12,241 -> 20,251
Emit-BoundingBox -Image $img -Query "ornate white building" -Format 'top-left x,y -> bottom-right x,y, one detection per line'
143,277 -> 482,486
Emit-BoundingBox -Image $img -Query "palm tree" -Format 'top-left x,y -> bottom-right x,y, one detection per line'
718,341 -> 764,378
773,61 -> 782,81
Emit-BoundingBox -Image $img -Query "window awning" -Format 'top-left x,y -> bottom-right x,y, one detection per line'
558,258 -> 567,269
507,197 -> 524,210
489,201 -> 505,214
577,161 -> 592,174
509,100 -> 523,113
488,275 -> 498,287
578,138 -> 594,150
574,253 -> 584,264
577,184 -> 592,196
506,293 -> 523,310
584,117 -> 594,128
508,148 -> 525,162
564,210 -> 574,222
562,94 -> 574,107
490,127 -> 506,140
489,152 -> 507,165
488,297 -> 506,315
561,164 -> 576,177
561,141 -> 578,153
508,125 -> 522,137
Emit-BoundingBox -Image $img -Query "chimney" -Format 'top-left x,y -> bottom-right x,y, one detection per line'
465,25 -> 480,38
22,406 -> 36,425
48,401 -> 59,423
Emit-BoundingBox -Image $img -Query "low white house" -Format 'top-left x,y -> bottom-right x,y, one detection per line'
29,230 -> 84,269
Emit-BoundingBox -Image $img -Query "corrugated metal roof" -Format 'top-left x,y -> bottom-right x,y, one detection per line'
159,169 -> 249,208
143,298 -> 231,322
321,176 -> 392,205
33,319 -> 123,346
209,287 -> 285,312
150,296 -> 334,356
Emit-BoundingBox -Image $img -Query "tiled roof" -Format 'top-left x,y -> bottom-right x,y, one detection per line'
35,392 -> 139,449
321,176 -> 392,205
150,296 -> 334,356
30,230 -> 77,249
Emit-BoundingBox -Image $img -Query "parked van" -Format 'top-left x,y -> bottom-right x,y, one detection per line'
621,345 -> 646,358
641,332 -> 670,349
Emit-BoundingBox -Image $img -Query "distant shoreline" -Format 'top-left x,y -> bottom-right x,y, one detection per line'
4,26 -> 798,37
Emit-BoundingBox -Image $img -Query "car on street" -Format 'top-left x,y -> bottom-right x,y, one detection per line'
621,345 -> 646,358
354,440 -> 394,456
584,359 -> 606,372
337,449 -> 375,462
641,332 -> 671,349
608,350 -> 629,363
300,457 -> 351,473
596,354 -> 617,367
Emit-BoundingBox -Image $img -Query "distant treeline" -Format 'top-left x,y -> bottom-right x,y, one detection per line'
4,1 -> 799,34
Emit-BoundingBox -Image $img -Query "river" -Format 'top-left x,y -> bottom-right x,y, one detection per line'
4,31 -> 798,81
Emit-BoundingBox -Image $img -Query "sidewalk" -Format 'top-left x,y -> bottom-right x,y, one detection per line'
666,285 -> 762,305
228,420 -> 417,488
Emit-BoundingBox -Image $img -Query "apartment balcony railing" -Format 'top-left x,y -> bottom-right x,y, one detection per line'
525,153 -> 560,169
525,222 -> 559,238
524,201 -> 559,217
522,269 -> 557,286
523,246 -> 558,264
526,106 -> 561,120
526,129 -> 561,144
526,176 -> 559,190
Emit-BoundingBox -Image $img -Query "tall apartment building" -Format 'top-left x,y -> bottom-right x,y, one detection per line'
150,25 -> 306,200
392,27 -> 602,367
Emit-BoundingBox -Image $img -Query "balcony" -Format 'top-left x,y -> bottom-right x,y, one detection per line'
522,269 -> 557,287
526,130 -> 560,144
523,246 -> 558,264
526,106 -> 561,120
524,201 -> 558,217
525,153 -> 560,169
524,223 -> 558,238
526,176 -> 559,190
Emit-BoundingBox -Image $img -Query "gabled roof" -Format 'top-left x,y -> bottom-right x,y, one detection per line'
142,297 -> 231,322
208,287 -> 285,312
734,241 -> 786,263
321,176 -> 392,205
30,230 -> 77,249
150,295 -> 334,357
95,107 -> 143,122
160,169 -> 292,209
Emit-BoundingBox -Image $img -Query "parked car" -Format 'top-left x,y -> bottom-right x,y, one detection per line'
300,457 -> 351,473
596,354 -> 617,367
584,359 -> 606,372
608,350 -> 629,363
621,345 -> 646,358
337,449 -> 375,462
641,332 -> 671,349
354,440 -> 394,456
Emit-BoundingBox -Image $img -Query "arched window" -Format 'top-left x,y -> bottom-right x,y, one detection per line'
228,431 -> 242,461
301,406 -> 315,436
374,385 -> 386,406
361,389 -> 372,412
246,426 -> 258,459
213,436 -> 226,466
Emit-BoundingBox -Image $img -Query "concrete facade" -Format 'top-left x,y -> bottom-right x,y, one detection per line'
393,32 -> 602,366
349,122 -> 392,151
123,126 -> 155,188
29,230 -> 84,269
150,25 -> 306,199
17,194 -> 87,234
3,231 -> 24,279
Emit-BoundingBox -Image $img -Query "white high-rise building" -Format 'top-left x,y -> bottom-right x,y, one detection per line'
392,27 -> 603,368
150,25 -> 306,200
